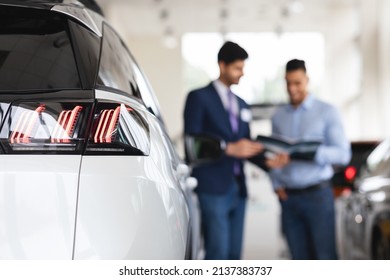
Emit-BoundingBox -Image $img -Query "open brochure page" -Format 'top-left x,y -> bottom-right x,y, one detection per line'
256,135 -> 321,160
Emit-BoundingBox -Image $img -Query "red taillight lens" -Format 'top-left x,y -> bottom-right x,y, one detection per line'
0,102 -> 92,154
10,104 -> 46,144
344,166 -> 357,182
85,102 -> 150,155
52,105 -> 83,143
93,106 -> 121,144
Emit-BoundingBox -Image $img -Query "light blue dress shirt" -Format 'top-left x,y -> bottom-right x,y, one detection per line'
270,94 -> 351,190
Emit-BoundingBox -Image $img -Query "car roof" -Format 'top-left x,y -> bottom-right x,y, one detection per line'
0,0 -> 100,9
0,1 -> 73,9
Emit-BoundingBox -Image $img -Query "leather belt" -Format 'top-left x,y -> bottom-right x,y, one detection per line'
285,181 -> 329,195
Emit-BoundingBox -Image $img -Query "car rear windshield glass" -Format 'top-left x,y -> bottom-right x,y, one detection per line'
0,6 -> 81,91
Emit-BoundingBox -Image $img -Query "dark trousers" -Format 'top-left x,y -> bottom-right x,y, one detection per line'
280,181 -> 338,259
197,181 -> 246,260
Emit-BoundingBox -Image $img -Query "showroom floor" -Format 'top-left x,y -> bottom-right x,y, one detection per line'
242,164 -> 288,260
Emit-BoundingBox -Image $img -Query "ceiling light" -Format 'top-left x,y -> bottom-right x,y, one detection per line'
289,0 -> 304,14
163,27 -> 177,49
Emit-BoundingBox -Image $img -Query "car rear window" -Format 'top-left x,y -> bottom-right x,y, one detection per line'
0,6 -> 81,91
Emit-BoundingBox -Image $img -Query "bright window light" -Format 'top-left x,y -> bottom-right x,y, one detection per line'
182,32 -> 325,105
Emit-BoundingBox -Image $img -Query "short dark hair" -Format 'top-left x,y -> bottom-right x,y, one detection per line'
218,41 -> 248,64
286,59 -> 306,73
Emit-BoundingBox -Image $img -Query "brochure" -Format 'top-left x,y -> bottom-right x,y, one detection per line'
256,134 -> 321,160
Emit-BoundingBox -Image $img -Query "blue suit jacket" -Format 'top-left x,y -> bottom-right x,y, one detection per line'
184,82 -> 253,197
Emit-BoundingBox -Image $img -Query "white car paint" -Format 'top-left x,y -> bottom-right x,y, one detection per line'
0,3 -> 193,259
74,156 -> 188,259
0,155 -> 81,259
0,91 -> 191,260
73,90 -> 190,259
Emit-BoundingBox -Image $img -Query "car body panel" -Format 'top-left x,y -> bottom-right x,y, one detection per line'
74,156 -> 187,259
0,2 -> 194,260
338,139 -> 390,259
0,155 -> 81,259
338,185 -> 390,259
72,90 -> 189,259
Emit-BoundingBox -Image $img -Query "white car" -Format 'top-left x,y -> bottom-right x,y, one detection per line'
0,0 -> 201,260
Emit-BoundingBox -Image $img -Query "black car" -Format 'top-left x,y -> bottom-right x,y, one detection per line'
332,141 -> 378,197
338,139 -> 390,259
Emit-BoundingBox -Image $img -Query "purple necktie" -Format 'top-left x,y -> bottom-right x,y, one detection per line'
228,89 -> 241,176
228,89 -> 239,133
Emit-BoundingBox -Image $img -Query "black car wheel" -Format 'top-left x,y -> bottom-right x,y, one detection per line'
373,230 -> 390,260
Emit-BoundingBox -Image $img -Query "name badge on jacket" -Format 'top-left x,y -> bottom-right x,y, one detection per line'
240,108 -> 252,122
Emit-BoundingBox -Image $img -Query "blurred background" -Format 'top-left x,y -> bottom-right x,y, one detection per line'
95,0 -> 390,259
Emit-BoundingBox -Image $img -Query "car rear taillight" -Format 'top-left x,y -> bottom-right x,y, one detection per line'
93,106 -> 121,144
85,102 -> 150,155
0,100 -> 150,155
344,166 -> 357,182
0,102 -> 92,154
52,106 -> 83,143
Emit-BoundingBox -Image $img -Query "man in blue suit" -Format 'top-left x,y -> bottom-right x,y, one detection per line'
184,41 -> 269,259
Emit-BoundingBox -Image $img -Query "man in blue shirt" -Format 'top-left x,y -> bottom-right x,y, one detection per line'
270,59 -> 351,259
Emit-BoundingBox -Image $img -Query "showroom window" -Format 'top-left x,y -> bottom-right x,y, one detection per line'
182,32 -> 325,105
